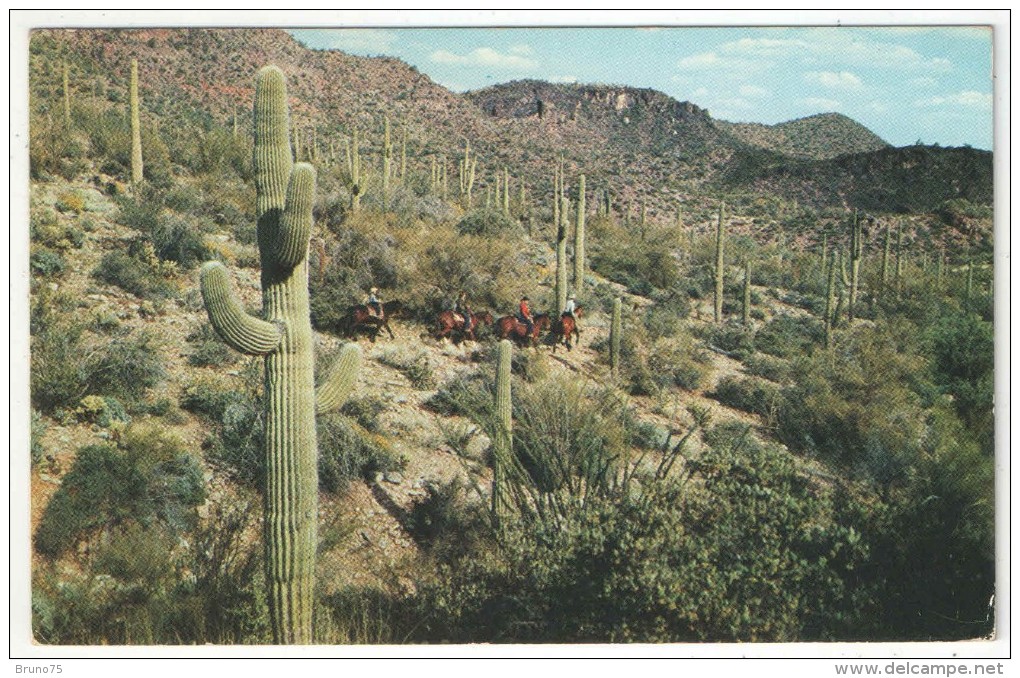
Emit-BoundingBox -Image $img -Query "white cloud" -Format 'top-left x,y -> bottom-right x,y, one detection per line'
915,90 -> 992,108
805,70 -> 863,89
802,96 -> 842,110
739,84 -> 769,97
430,47 -> 538,70
508,44 -> 535,56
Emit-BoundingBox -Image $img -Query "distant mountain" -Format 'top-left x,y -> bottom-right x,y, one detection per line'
717,113 -> 890,160
29,28 -> 991,216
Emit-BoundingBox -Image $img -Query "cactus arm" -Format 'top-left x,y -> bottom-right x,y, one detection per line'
200,262 -> 282,356
274,163 -> 316,269
315,343 -> 362,415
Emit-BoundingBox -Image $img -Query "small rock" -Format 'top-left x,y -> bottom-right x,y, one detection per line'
384,471 -> 403,485
377,536 -> 391,549
47,282 -> 59,292
374,472 -> 384,485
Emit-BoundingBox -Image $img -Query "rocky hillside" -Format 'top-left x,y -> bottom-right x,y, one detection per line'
717,112 -> 890,160
30,28 -> 992,217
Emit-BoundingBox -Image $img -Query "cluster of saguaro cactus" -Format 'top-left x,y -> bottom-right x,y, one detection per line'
129,59 -> 143,186
610,297 -> 622,380
492,339 -> 512,520
199,65 -> 362,645
573,174 -> 586,293
713,201 -> 726,324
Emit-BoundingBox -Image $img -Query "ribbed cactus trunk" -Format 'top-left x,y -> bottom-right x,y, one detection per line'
714,201 -> 726,324
556,197 -> 569,315
610,297 -> 622,381
129,59 -> 143,186
200,66 -> 361,645
573,174 -> 586,293
895,221 -> 903,297
492,340 -> 512,522
553,165 -> 560,229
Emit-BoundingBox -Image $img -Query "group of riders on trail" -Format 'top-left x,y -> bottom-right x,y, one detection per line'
360,286 -> 581,347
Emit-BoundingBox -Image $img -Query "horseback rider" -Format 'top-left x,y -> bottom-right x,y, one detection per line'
518,295 -> 534,337
366,287 -> 383,319
563,293 -> 578,321
454,291 -> 474,334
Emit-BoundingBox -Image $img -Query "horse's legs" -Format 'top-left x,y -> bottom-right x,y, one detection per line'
385,321 -> 395,340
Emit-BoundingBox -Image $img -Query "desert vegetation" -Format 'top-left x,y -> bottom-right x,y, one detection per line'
27,28 -> 995,646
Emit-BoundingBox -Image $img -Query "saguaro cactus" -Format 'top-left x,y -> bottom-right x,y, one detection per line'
610,297 -> 622,381
714,201 -> 726,324
199,65 -> 361,645
492,339 -> 512,520
129,59 -> 143,186
573,174 -> 586,293
555,196 -> 569,315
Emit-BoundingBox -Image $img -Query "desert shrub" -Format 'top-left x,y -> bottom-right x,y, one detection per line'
924,310 -> 994,455
455,208 -> 523,237
407,422 -> 866,643
378,347 -> 436,390
34,424 -> 205,558
699,321 -> 756,359
149,214 -> 212,269
73,395 -> 130,428
187,323 -> 239,367
340,395 -> 387,433
30,247 -> 66,277
647,336 -> 712,391
710,375 -> 781,424
115,190 -> 163,233
31,409 -> 47,466
30,293 -> 88,412
743,352 -> 792,383
425,372 -> 493,418
83,332 -> 167,407
317,413 -> 403,494
776,322 -> 927,486
180,376 -> 248,421
755,313 -> 823,358
643,292 -> 691,339
92,241 -> 178,299
54,190 -> 86,214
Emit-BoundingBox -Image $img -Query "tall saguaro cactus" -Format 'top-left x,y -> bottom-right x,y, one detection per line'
492,339 -> 513,521
129,59 -> 143,186
199,65 -> 361,645
713,201 -> 726,324
573,174 -> 586,293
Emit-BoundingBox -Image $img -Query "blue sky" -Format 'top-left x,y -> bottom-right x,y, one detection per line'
290,25 -> 994,150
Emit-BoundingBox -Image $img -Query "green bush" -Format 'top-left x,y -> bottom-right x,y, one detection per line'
30,248 -> 66,277
455,208 -> 523,237
34,424 -> 205,558
710,375 -> 781,423
755,314 -> 823,358
317,414 -> 403,494
93,241 -> 178,300
187,324 -> 239,367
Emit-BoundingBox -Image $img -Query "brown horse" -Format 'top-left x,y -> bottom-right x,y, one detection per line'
343,300 -> 403,342
551,306 -> 583,353
435,309 -> 494,342
496,313 -> 551,347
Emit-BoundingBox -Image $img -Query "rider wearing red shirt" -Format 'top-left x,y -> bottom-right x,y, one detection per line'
517,296 -> 534,336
